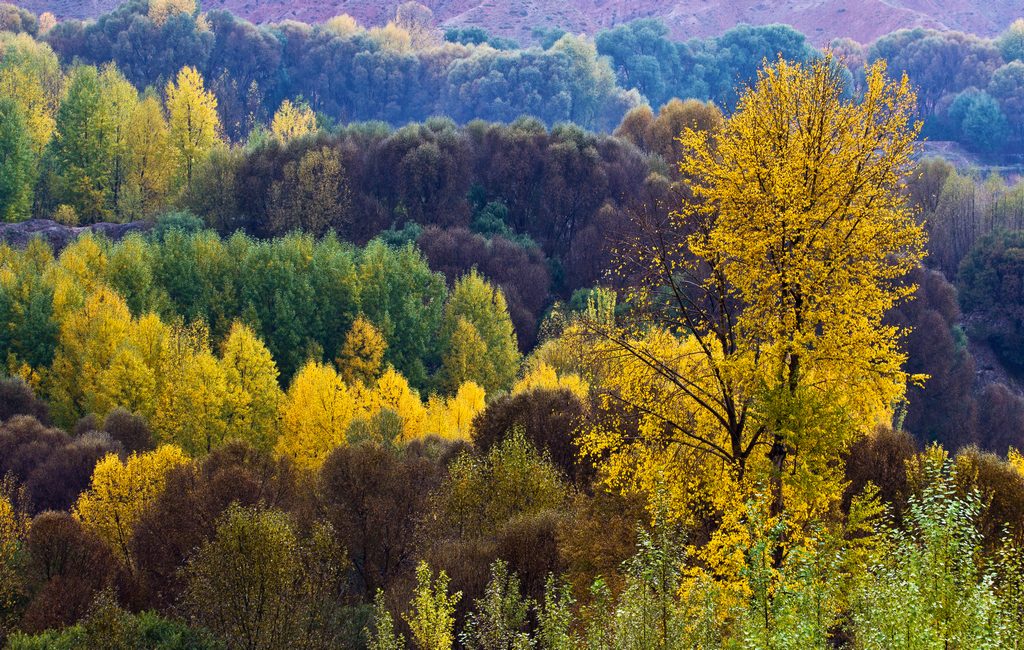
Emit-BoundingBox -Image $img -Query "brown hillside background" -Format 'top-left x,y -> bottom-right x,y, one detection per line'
11,0 -> 1023,45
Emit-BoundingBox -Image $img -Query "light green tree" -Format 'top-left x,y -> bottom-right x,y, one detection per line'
439,270 -> 519,394
404,561 -> 462,650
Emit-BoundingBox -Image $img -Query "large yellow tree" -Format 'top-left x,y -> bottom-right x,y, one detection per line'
166,66 -> 220,190
581,56 -> 926,536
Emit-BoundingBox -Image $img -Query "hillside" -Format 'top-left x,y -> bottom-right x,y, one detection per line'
11,0 -> 1023,44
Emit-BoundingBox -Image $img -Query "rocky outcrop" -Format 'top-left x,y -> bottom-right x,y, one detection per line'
0,219 -> 152,252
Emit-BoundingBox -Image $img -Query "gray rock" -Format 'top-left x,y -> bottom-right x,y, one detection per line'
0,219 -> 152,252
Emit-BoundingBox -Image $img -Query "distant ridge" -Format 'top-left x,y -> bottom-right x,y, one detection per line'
9,0 -> 1023,45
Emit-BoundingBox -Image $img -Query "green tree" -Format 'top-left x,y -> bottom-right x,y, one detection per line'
183,505 -> 346,650
404,561 -> 461,650
358,241 -> 446,390
439,270 -> 520,394
433,431 -> 567,539
0,97 -> 34,222
950,89 -> 1010,153
460,560 -> 533,650
989,62 -> 1024,143
536,576 -> 577,650
367,591 -> 405,650
50,65 -> 115,222
851,451 -> 1007,649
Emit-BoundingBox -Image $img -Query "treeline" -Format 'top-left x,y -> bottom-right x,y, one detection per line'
596,19 -> 1024,156
31,0 -> 639,135
6,1 -> 1024,155
0,28 -> 665,346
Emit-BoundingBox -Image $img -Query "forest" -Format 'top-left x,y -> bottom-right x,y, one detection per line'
2,0 -> 1024,649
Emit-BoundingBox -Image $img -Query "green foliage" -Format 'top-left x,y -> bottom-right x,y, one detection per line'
366,590 -> 405,650
439,270 -> 520,394
49,65 -> 116,223
459,560 -> 533,650
0,98 -> 35,222
150,210 -> 205,239
434,430 -> 567,539
957,230 -> 1024,371
6,589 -> 221,650
850,453 -> 1010,648
536,576 -> 576,650
358,240 -> 446,390
948,89 -> 1010,153
612,521 -> 687,650
404,561 -> 461,650
182,505 -> 347,650
0,239 -> 59,371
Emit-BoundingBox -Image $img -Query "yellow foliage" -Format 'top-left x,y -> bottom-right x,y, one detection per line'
0,65 -> 54,153
576,60 -> 925,624
271,99 -> 317,142
151,322 -> 229,454
48,286 -> 132,425
48,283 -> 282,454
148,0 -> 196,26
53,204 -> 78,225
123,96 -> 176,218
512,362 -> 589,401
674,55 -> 924,430
0,492 -> 28,620
336,315 -> 386,386
424,381 -> 486,441
220,321 -> 282,451
75,444 -> 189,566
448,381 -> 486,438
369,22 -> 413,54
56,233 -> 107,296
276,360 -> 356,469
38,12 -> 57,35
369,367 -> 427,440
1010,448 -> 1024,477
324,14 -> 362,39
166,66 -> 220,189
